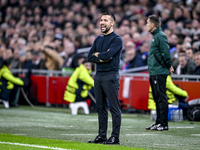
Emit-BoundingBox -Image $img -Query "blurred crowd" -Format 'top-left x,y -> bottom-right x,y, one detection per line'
0,0 -> 200,75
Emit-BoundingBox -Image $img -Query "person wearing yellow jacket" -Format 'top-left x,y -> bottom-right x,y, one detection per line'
0,59 -> 24,108
148,75 -> 189,117
64,60 -> 94,103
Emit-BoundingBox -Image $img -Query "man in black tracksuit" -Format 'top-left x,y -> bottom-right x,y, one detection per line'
87,12 -> 122,144
145,15 -> 174,131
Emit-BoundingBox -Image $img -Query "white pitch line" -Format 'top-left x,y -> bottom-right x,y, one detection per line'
87,119 -> 112,121
62,134 -> 95,136
191,134 -> 200,136
175,127 -> 194,128
126,134 -> 158,136
12,134 -> 27,136
154,143 -> 185,146
0,141 -> 71,150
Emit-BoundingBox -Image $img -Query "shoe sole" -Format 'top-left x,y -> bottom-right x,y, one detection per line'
145,129 -> 151,131
104,143 -> 120,145
150,129 -> 168,131
88,141 -> 106,144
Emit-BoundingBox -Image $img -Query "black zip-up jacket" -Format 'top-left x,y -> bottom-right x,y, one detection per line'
87,32 -> 123,75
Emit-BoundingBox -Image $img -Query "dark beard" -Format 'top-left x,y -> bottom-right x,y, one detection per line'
101,26 -> 111,34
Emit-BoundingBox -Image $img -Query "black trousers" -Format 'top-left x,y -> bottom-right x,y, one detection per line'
94,73 -> 121,138
150,74 -> 168,127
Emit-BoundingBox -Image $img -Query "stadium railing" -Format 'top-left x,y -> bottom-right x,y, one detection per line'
10,67 -> 200,109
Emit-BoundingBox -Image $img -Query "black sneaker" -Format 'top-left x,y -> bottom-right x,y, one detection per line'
145,123 -> 157,130
88,135 -> 107,144
104,136 -> 119,145
150,124 -> 168,131
164,126 -> 168,131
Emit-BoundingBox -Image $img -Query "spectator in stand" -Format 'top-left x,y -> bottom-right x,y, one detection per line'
61,41 -> 77,71
194,52 -> 200,75
54,33 -> 65,58
173,50 -> 186,75
185,48 -> 195,61
167,20 -> 177,33
32,51 -> 46,70
136,41 -> 150,65
10,48 -> 20,69
0,1 -> 199,72
171,42 -> 183,63
121,33 -> 132,48
121,41 -> 135,59
5,48 -> 14,62
40,45 -> 64,70
21,51 -> 33,70
17,50 -> 33,101
132,32 -> 142,50
122,45 -> 145,71
178,54 -> 196,75
193,41 -> 200,53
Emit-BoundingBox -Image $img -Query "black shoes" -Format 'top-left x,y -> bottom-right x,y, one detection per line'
88,136 -> 120,145
145,123 -> 157,130
151,124 -> 168,131
146,124 -> 168,131
104,136 -> 120,145
88,135 -> 107,144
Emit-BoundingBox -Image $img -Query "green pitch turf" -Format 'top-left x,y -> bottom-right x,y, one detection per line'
0,105 -> 200,150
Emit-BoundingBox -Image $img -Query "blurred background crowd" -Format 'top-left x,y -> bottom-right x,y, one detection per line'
0,0 -> 200,75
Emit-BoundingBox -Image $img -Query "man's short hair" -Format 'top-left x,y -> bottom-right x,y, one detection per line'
3,59 -> 12,67
179,54 -> 189,61
102,11 -> 116,22
194,51 -> 200,56
148,15 -> 161,28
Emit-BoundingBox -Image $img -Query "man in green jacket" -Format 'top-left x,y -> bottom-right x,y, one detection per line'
0,59 -> 24,108
145,15 -> 174,131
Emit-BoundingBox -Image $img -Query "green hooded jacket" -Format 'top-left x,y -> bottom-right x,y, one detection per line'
147,27 -> 171,75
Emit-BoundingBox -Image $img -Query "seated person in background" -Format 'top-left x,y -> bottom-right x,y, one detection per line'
0,59 -> 24,108
148,75 -> 189,119
122,48 -> 145,71
172,50 -> 185,74
136,41 -> 150,65
32,51 -> 47,70
178,54 -> 196,75
185,48 -> 195,61
63,60 -> 95,114
194,51 -> 200,75
40,44 -> 64,70
61,41 -> 77,72
70,54 -> 87,69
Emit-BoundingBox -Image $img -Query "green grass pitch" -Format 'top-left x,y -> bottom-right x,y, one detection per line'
0,105 -> 200,150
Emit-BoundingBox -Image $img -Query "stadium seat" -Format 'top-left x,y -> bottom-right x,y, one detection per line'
69,102 -> 89,115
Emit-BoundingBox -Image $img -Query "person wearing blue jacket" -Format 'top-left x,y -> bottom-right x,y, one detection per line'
87,12 -> 122,145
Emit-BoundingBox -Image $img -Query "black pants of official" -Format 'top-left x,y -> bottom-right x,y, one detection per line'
150,74 -> 168,127
94,73 -> 121,138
